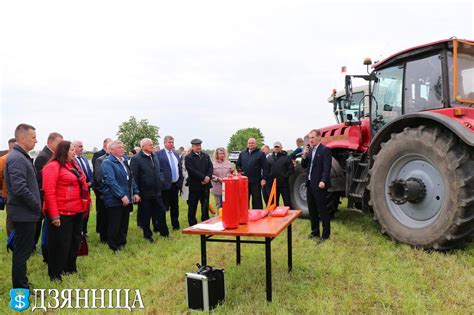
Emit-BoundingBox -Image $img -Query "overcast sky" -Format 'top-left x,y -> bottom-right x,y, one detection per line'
0,0 -> 472,152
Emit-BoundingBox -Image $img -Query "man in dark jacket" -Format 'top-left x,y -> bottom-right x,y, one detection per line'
267,142 -> 294,208
102,140 -> 140,252
301,129 -> 332,242
130,138 -> 168,242
157,135 -> 183,230
34,131 -> 63,261
236,138 -> 269,209
5,124 -> 41,289
185,139 -> 213,226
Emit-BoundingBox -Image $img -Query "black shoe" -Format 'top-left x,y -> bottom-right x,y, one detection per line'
307,234 -> 319,240
145,237 -> 155,243
318,237 -> 329,244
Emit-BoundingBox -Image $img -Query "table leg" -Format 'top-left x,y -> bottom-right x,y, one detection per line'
236,236 -> 241,265
288,223 -> 292,272
265,237 -> 272,302
200,235 -> 207,266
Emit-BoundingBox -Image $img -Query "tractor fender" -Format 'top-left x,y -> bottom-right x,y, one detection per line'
370,111 -> 474,159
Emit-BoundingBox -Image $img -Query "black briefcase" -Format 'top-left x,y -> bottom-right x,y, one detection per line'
185,264 -> 225,311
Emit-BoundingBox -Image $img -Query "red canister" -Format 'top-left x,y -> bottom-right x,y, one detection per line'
238,173 -> 249,224
222,174 -> 240,229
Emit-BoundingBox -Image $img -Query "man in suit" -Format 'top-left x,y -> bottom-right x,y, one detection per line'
101,140 -> 140,252
73,140 -> 93,235
157,135 -> 183,230
185,138 -> 213,226
34,131 -> 63,260
236,138 -> 269,209
130,138 -> 168,242
92,138 -> 112,169
5,124 -> 41,289
301,129 -> 332,242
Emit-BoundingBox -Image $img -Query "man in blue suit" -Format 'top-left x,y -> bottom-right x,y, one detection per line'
157,135 -> 183,230
102,141 -> 140,252
301,129 -> 332,242
73,140 -> 94,235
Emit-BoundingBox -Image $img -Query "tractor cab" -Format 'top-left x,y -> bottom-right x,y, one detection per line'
346,39 -> 474,136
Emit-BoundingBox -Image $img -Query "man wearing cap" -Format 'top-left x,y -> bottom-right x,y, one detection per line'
236,138 -> 269,209
184,139 -> 213,226
267,142 -> 294,208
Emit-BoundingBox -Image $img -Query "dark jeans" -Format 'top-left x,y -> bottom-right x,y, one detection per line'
106,205 -> 131,251
262,184 -> 270,207
162,183 -> 180,229
276,186 -> 292,208
47,213 -> 83,280
307,185 -> 330,239
140,197 -> 169,238
248,182 -> 263,209
94,191 -> 107,242
12,221 -> 37,288
188,189 -> 210,226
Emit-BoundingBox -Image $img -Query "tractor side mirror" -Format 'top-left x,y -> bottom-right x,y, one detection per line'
345,75 -> 353,102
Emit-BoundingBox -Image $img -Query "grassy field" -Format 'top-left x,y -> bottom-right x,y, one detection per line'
0,198 -> 473,314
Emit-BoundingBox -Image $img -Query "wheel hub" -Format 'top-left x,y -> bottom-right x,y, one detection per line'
388,177 -> 427,205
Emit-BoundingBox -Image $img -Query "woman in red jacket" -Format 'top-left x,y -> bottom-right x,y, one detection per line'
42,140 -> 90,281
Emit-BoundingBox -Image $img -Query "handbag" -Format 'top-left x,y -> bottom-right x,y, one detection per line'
77,233 -> 88,256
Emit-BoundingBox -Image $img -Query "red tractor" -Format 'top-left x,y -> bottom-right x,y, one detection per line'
290,39 -> 474,250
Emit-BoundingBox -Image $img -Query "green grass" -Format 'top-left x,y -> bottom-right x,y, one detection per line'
0,198 -> 473,314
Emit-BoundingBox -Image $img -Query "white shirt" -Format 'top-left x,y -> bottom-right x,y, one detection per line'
308,144 -> 320,181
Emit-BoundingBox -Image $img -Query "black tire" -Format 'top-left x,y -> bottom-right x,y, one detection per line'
289,164 -> 309,217
369,126 -> 474,250
289,161 -> 344,218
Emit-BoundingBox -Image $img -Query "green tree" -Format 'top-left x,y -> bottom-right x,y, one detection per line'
227,127 -> 265,152
117,116 -> 160,151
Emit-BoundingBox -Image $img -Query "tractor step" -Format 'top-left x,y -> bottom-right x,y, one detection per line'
353,178 -> 367,183
348,192 -> 363,199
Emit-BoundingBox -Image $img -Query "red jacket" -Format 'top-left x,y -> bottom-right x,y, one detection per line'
42,160 -> 90,220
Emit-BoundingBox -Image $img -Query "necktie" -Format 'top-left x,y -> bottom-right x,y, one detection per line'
77,157 -> 87,176
168,151 -> 178,183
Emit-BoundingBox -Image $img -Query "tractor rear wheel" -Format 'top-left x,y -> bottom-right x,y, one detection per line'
369,126 -> 474,250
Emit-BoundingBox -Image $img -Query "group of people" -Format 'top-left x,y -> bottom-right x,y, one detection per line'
1,123 -> 332,289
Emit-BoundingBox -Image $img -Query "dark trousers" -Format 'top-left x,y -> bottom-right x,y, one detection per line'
162,183 -> 180,229
106,205 -> 131,251
47,213 -> 83,280
188,189 -> 210,226
12,221 -> 37,288
262,184 -> 270,207
307,185 -> 330,239
140,197 -> 169,238
248,182 -> 263,209
276,186 -> 292,208
95,191 -> 107,242
33,217 -> 43,249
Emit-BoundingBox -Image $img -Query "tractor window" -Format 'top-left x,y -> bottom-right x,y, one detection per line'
404,54 -> 443,113
372,66 -> 403,131
337,91 -> 364,121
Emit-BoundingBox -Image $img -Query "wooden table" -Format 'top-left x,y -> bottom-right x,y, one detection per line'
182,210 -> 302,302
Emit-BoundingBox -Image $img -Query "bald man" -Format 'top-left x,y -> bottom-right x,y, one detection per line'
236,138 -> 269,209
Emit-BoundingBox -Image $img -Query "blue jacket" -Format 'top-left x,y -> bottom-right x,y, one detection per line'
5,144 -> 41,222
101,155 -> 139,208
301,144 -> 332,191
157,149 -> 183,190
